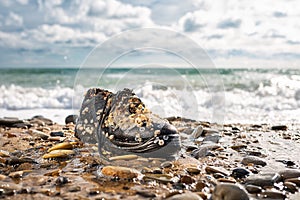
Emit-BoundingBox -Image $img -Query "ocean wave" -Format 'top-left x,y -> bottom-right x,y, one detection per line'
0,76 -> 300,123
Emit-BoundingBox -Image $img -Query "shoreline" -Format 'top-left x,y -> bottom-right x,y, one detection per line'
0,115 -> 300,199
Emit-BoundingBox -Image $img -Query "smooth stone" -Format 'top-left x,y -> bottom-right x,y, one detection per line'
65,114 -> 78,124
48,142 -> 73,152
191,143 -> 221,159
0,181 -> 22,191
29,129 -> 49,140
143,173 -> 173,183
161,161 -> 173,168
180,175 -> 195,184
50,131 -> 65,137
203,133 -> 221,143
202,128 -> 219,136
186,167 -> 201,174
108,154 -> 138,161
0,174 -> 7,181
167,191 -> 203,200
31,115 -> 53,125
6,157 -> 36,165
231,144 -> 247,151
245,173 -> 280,187
245,184 -> 262,193
279,169 -> 300,180
68,185 -> 81,192
191,125 -> 203,139
42,150 -> 75,159
0,118 -> 28,127
241,156 -> 267,166
271,125 -> 288,131
231,167 -> 251,179
205,166 -> 230,176
212,183 -> 249,200
259,191 -> 286,199
284,181 -> 298,193
101,166 -> 140,179
285,177 -> 300,186
55,176 -> 69,185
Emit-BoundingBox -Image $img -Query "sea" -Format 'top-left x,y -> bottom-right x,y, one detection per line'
1,68 -> 300,124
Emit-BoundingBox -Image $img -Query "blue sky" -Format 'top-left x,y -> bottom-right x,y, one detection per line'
0,0 -> 299,68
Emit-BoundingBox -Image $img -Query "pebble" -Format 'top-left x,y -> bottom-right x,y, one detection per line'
186,167 -> 201,174
6,157 -> 36,165
68,185 -> 81,192
205,166 -> 230,176
212,183 -> 249,200
29,129 -> 49,140
101,166 -> 140,179
0,150 -> 10,157
271,125 -> 288,131
0,174 -> 7,181
245,173 -> 280,187
241,156 -> 267,166
191,125 -> 203,139
55,176 -> 69,185
109,154 -> 138,161
180,175 -> 195,184
285,177 -> 300,186
31,115 -> 53,125
245,184 -> 262,193
0,181 -> 22,191
202,133 -> 221,143
259,190 -> 286,199
50,131 -> 65,137
8,170 -> 26,178
278,169 -> 300,180
231,167 -> 250,179
161,161 -> 173,168
167,191 -> 203,200
143,174 -> 173,183
202,128 -> 219,136
43,149 -> 75,159
48,142 -> 73,152
65,115 -> 78,124
284,181 -> 298,193
191,143 -> 221,159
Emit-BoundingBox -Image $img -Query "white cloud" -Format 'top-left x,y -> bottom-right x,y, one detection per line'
5,12 -> 23,27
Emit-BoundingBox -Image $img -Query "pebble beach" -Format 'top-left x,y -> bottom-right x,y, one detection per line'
0,115 -> 299,199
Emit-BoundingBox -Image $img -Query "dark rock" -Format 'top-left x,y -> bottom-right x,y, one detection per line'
271,125 -> 288,131
285,177 -> 300,186
202,128 -> 219,136
279,169 -> 300,180
50,131 -> 65,137
231,168 -> 251,179
212,183 -> 249,200
65,114 -> 78,124
245,173 -> 280,187
55,176 -> 68,185
259,190 -> 286,199
6,157 -> 36,165
245,184 -> 262,193
241,156 -> 267,166
31,116 -> 53,125
284,181 -> 298,193
0,117 -> 30,128
180,175 -> 195,184
276,159 -> 295,167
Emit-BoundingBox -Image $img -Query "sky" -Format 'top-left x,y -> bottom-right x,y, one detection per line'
0,0 -> 300,68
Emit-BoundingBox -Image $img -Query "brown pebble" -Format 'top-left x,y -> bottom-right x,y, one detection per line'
186,167 -> 201,174
284,181 -> 298,193
180,175 -> 195,184
259,190 -> 286,199
245,184 -> 262,193
43,149 -> 75,159
285,177 -> 300,186
0,174 -> 7,181
101,166 -> 140,179
108,154 -> 138,161
217,177 -> 236,183
167,191 -> 202,200
9,171 -> 24,178
205,166 -> 230,176
279,169 -> 300,180
195,180 -> 206,191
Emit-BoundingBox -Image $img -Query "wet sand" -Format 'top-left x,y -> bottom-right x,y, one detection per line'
0,116 -> 300,199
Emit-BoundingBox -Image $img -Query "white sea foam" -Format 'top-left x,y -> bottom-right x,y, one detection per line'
1,73 -> 300,124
